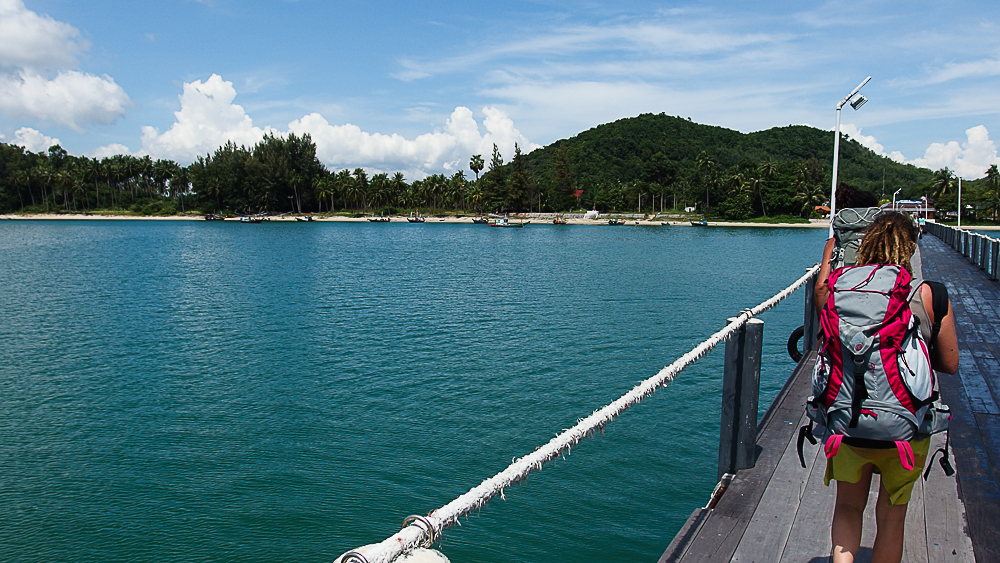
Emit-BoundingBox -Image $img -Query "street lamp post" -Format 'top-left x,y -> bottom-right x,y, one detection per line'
958,177 -> 962,228
893,188 -> 901,210
829,76 -> 872,238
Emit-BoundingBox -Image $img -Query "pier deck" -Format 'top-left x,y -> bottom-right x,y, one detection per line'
661,233 -> 999,562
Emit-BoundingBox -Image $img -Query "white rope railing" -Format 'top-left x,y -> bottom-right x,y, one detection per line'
337,264 -> 821,563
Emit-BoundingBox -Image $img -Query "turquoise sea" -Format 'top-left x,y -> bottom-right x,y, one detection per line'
0,220 -> 827,563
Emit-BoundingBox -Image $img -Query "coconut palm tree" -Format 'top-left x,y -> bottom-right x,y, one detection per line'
696,151 -> 715,208
932,168 -> 955,199
755,157 -> 779,216
983,164 -> 1000,220
795,182 -> 826,217
390,172 -> 406,207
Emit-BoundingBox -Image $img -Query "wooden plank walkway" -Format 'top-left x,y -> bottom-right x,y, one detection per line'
661,233 -> 999,562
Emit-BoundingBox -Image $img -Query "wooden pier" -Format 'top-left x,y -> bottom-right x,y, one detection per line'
661,230 -> 999,562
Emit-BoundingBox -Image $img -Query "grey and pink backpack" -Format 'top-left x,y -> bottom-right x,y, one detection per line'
798,263 -> 952,476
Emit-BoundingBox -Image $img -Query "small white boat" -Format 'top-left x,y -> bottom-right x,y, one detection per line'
407,212 -> 426,223
489,217 -> 523,228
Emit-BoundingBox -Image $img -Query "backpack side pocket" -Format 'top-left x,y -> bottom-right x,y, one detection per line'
916,401 -> 951,437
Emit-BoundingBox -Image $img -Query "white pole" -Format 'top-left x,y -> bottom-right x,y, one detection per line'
958,177 -> 962,228
829,106 -> 843,238
829,76 -> 872,239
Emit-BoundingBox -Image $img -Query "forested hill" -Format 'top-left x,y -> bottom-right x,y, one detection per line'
524,113 -> 933,199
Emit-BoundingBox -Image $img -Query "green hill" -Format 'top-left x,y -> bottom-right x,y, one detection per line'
520,113 -> 936,217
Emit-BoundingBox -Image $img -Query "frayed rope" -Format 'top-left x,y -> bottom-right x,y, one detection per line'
338,265 -> 820,563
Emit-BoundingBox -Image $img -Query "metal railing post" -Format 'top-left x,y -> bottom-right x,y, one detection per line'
990,241 -> 1000,280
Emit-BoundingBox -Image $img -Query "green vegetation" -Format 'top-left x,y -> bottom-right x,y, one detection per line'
1,113 -> 995,220
742,215 -> 812,224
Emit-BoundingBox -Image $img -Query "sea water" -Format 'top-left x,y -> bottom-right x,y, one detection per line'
0,221 -> 827,563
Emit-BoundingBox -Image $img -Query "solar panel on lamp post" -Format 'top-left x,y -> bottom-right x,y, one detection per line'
829,76 -> 872,238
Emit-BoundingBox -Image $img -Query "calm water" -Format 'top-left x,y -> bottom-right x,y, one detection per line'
0,220 -> 826,563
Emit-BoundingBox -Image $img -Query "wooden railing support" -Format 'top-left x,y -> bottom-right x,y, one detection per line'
803,274 -> 819,354
718,317 -> 763,480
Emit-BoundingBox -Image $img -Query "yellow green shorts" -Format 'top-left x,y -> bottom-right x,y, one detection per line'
824,437 -> 930,506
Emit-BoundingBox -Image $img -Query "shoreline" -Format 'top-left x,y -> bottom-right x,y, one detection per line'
4,213 -> 998,231
0,212 -> 830,228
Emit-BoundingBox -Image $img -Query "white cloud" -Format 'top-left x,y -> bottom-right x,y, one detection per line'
0,70 -> 130,131
0,0 -> 86,70
141,74 -> 539,175
909,125 -> 999,179
13,126 -> 59,153
0,0 -> 129,129
847,123 -> 1000,180
89,143 -> 132,159
913,58 -> 1000,86
841,123 -> 892,158
139,74 -> 275,162
289,105 -> 538,175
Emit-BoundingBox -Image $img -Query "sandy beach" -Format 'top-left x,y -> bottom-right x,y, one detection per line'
0,212 -> 833,228
3,213 -> 997,231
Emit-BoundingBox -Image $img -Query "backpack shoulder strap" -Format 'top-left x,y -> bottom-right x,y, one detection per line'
925,280 -> 949,342
908,279 -> 950,344
908,278 -> 932,343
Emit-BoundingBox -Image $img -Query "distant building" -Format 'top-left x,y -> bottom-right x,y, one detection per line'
882,199 -> 936,219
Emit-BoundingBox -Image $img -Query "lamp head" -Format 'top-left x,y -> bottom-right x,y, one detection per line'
850,95 -> 868,111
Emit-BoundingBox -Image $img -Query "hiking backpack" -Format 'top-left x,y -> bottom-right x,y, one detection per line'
798,263 -> 952,474
830,207 -> 882,270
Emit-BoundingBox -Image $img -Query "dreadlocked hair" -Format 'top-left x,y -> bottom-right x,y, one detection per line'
856,211 -> 919,274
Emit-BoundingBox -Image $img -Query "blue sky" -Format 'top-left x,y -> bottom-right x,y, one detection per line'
1,0 -> 998,180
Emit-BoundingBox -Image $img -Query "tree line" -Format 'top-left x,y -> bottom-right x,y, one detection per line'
1,114 -> 997,220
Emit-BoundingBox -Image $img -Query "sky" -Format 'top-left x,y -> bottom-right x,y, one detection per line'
1,0 -> 998,181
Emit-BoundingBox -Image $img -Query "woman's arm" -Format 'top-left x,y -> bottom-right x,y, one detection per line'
814,238 -> 835,315
920,284 -> 959,375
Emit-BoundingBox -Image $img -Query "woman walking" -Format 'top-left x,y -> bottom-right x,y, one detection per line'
814,211 -> 958,563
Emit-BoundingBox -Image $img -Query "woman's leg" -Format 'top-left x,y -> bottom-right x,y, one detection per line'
872,478 -> 908,563
831,463 -> 874,563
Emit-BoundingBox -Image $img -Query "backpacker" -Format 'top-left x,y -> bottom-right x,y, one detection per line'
830,207 -> 882,270
798,263 -> 952,474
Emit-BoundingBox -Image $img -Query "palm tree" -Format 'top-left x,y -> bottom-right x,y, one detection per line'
696,151 -> 715,208
932,168 -> 955,199
755,157 -> 779,216
13,169 -> 33,208
984,164 -> 1000,220
288,170 -> 303,213
468,185 -> 484,213
986,164 -> 1000,190
795,182 -> 826,217
747,174 -> 767,217
352,168 -> 369,210
170,167 -> 190,212
313,177 -> 330,212
383,172 -> 403,207
724,172 -> 746,195
469,155 -> 484,181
